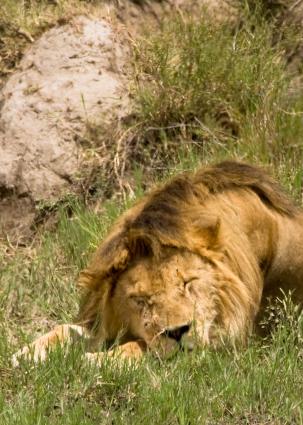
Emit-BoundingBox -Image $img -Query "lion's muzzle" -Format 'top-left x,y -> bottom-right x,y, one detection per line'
148,322 -> 192,358
163,323 -> 191,342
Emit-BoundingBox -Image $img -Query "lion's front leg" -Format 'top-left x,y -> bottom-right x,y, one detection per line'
85,341 -> 146,366
12,324 -> 90,367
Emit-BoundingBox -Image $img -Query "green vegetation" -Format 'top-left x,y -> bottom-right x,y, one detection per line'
2,2 -> 303,423
105,9 -> 303,198
2,199 -> 303,424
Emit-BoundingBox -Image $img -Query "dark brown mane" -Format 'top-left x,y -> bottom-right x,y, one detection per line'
78,161 -> 298,297
127,160 -> 297,248
195,161 -> 297,215
141,160 -> 297,220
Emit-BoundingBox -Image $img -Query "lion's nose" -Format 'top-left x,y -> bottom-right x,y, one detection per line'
164,323 -> 191,342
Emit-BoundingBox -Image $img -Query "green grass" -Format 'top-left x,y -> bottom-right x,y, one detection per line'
3,3 -> 303,424
0,227 -> 303,425
2,195 -> 303,424
2,153 -> 303,423
92,6 -> 303,197
2,338 -> 303,424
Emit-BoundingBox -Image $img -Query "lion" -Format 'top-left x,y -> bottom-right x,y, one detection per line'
12,160 -> 303,365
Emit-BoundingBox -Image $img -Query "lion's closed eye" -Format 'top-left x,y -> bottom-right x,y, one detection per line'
129,296 -> 146,309
183,277 -> 198,288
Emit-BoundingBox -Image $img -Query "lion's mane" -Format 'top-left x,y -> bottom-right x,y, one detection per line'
77,161 -> 298,334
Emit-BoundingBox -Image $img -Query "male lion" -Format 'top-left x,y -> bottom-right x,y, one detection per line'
13,161 -> 303,365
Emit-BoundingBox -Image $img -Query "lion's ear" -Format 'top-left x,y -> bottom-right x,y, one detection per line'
194,217 -> 221,249
126,229 -> 160,257
110,247 -> 130,272
78,237 -> 130,291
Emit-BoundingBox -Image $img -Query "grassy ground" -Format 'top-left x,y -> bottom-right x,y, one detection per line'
2,192 -> 303,424
2,2 -> 303,424
2,187 -> 303,424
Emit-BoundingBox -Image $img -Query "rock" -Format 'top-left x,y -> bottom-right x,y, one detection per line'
0,15 -> 130,240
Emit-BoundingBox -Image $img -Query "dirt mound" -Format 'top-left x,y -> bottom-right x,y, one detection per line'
0,15 -> 130,242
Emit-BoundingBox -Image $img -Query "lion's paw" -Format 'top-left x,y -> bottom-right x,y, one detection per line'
12,344 -> 47,367
84,352 -> 105,366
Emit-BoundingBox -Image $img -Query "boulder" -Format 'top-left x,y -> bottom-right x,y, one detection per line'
0,16 -> 130,240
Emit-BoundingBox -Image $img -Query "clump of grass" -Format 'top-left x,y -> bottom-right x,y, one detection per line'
90,8 -> 302,199
133,13 -> 287,144
238,0 -> 290,19
237,0 -> 303,73
137,19 -> 280,126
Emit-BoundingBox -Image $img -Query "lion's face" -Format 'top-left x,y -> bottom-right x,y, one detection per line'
109,249 -> 219,356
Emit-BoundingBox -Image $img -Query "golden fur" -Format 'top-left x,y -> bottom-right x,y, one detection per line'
13,161 -> 303,363
74,161 -> 303,356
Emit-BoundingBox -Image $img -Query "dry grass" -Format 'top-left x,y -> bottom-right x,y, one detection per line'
81,6 -> 303,201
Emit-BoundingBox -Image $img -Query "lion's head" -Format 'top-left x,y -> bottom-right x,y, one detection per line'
106,248 -> 221,355
77,161 -> 297,356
